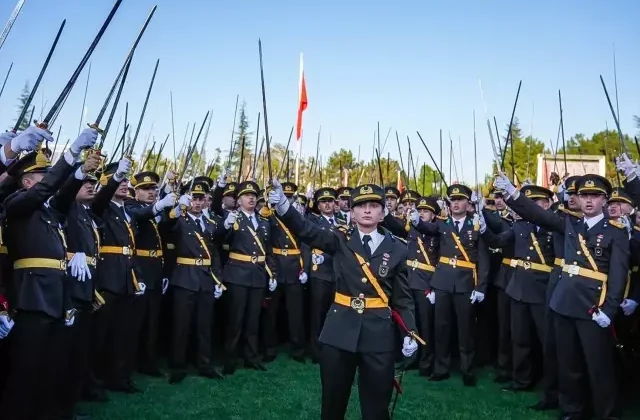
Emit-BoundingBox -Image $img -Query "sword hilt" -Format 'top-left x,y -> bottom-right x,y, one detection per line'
87,122 -> 105,135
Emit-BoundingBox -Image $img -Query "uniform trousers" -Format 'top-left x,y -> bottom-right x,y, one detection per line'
555,311 -> 620,419
495,288 -> 512,379
309,279 -> 334,361
263,282 -> 305,358
433,289 -> 475,376
223,284 -> 265,366
510,299 -> 545,388
136,286 -> 163,371
320,344 -> 394,420
1,311 -> 63,420
171,286 -> 214,371
411,289 -> 434,373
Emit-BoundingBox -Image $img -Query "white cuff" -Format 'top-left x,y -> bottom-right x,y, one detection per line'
276,199 -> 290,216
63,150 -> 76,165
0,146 -> 12,166
113,172 -> 124,183
74,167 -> 85,180
153,202 -> 161,214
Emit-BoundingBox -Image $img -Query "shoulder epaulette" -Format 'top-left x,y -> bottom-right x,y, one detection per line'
204,216 -> 216,225
633,225 -> 640,232
560,208 -> 582,218
609,219 -> 625,229
392,235 -> 407,244
437,215 -> 448,221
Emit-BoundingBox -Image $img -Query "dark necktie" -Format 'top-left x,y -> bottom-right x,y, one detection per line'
454,221 -> 460,232
329,218 -> 334,226
249,215 -> 254,228
362,235 -> 372,259
584,221 -> 589,232
196,218 -> 204,233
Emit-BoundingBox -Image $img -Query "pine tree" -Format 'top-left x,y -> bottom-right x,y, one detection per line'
230,101 -> 253,182
14,81 -> 31,131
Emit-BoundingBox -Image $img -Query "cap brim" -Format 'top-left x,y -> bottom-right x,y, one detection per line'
352,194 -> 383,205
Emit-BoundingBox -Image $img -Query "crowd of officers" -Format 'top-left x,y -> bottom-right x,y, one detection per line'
0,125 -> 638,420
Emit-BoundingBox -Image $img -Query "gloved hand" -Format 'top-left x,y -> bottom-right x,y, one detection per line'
621,299 -> 638,316
65,309 -> 76,327
470,191 -> 478,203
70,128 -> 98,155
0,131 -> 16,147
616,153 -> 637,181
299,272 -> 308,284
10,126 -> 54,153
426,290 -> 435,304
224,210 -> 237,230
620,215 -> 632,236
470,290 -> 485,304
476,212 -> 487,233
401,336 -> 418,357
306,184 -> 314,200
214,284 -> 223,299
311,254 -> 324,265
115,157 -> 132,179
493,172 -> 517,197
162,278 -> 169,295
409,209 -> 420,226
592,309 -> 611,328
268,179 -> 287,207
178,194 -> 191,208
69,252 -> 92,282
0,312 -> 14,339
154,192 -> 177,213
135,282 -> 146,296
269,278 -> 277,292
217,168 -> 230,187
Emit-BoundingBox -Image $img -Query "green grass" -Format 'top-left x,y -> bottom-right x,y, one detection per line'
80,358 -> 569,420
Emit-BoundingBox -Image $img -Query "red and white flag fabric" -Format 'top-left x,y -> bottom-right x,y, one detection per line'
296,53 -> 308,142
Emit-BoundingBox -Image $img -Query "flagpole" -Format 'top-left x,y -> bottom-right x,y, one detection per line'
295,53 -> 303,186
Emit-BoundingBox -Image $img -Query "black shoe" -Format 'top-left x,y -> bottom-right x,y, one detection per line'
291,354 -> 306,364
501,382 -> 532,392
139,366 -> 163,377
529,400 -> 558,411
311,358 -> 319,365
418,368 -> 433,377
263,354 -> 276,363
428,373 -> 450,382
246,361 -> 267,371
463,374 -> 477,387
73,412 -> 92,420
199,367 -> 224,380
222,364 -> 236,376
168,372 -> 186,385
82,387 -> 109,403
493,375 -> 511,384
106,380 -> 141,394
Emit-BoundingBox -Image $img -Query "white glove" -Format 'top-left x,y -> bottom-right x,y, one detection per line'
0,131 -> 16,147
155,193 -> 177,212
306,185 -> 314,200
135,282 -> 147,296
69,252 -> 92,283
224,210 -> 238,230
591,310 -> 611,328
311,254 -> 325,265
178,194 -> 191,208
401,336 -> 418,357
0,313 -> 14,339
620,215 -> 632,236
299,272 -> 308,284
477,212 -> 487,233
621,299 -> 638,316
471,191 -> 478,203
269,278 -> 277,292
426,291 -> 435,304
115,157 -> 132,180
214,284 -> 223,299
494,172 -> 517,197
70,128 -> 98,155
616,154 -> 637,181
470,290 -> 485,304
268,179 -> 287,207
217,168 -> 230,187
409,209 -> 420,226
10,126 -> 54,154
162,278 -> 169,295
65,309 -> 76,327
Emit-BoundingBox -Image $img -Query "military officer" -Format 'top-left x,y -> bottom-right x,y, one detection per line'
479,185 -> 555,393
385,186 -> 399,213
268,180 -> 419,420
495,172 -> 628,420
410,184 -> 490,386
399,189 -> 420,211
336,186 -> 352,225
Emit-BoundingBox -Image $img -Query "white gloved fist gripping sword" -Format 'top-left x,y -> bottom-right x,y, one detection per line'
615,153 -> 639,181
401,336 -> 418,357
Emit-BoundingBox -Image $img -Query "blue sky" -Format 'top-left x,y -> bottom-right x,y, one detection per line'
0,0 -> 638,184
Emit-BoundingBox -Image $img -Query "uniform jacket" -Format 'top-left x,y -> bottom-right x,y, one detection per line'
279,205 -> 416,354
270,212 -> 307,284
305,213 -> 338,283
126,199 -> 165,290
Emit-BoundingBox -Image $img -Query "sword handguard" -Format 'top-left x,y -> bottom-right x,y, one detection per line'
87,122 -> 105,135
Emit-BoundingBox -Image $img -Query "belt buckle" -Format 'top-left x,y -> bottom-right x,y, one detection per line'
282,249 -> 288,257
195,258 -> 203,266
523,261 -> 531,270
449,257 -> 457,268
122,246 -> 131,256
251,256 -> 258,263
509,259 -> 517,268
60,260 -> 67,270
350,297 -> 365,311
567,265 -> 580,275
150,250 -> 157,257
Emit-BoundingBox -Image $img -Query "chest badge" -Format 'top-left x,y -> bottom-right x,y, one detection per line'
379,253 -> 390,277
594,247 -> 603,257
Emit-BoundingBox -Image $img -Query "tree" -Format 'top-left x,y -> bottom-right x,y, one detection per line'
14,81 -> 31,131
229,101 -> 253,182
499,117 -> 545,184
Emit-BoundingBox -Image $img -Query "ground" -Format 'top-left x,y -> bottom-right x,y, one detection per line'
82,358 -> 575,420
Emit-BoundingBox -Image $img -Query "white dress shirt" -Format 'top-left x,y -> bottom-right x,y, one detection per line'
322,214 -> 336,226
340,211 -> 350,224
111,200 -> 131,223
359,229 -> 384,255
242,210 -> 258,229
451,215 -> 466,232
584,213 -> 605,230
188,212 -> 205,231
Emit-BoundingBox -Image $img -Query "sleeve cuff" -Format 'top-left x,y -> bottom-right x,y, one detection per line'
113,173 -> 124,183
73,167 -> 85,180
63,150 -> 76,165
276,200 -> 290,216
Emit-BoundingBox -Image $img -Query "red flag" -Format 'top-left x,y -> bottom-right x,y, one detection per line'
397,170 -> 404,192
296,53 -> 308,141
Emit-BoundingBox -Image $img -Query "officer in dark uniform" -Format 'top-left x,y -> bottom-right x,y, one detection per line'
480,185 -> 555,393
495,173 -> 628,419
263,181 -> 307,362
164,180 -> 225,384
0,126 -> 97,420
221,180 -> 277,375
399,189 -> 420,211
127,171 -> 175,376
269,180 -> 419,420
385,186 -> 399,214
306,187 -> 339,363
336,186 -> 352,225
411,184 -> 490,386
385,196 -> 440,376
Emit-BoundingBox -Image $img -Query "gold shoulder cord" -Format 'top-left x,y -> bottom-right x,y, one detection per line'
416,236 -> 431,266
530,232 -> 546,265
578,233 -> 606,306
246,224 -> 274,279
450,231 -> 477,285
193,231 -> 226,291
274,216 -> 304,268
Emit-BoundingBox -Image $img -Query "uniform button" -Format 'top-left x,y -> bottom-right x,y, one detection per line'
573,262 -> 577,265
454,246 -> 458,249
526,256 -> 530,260
333,309 -> 337,313
598,286 -> 602,290
577,251 -> 582,255
285,245 -> 289,248
357,309 -> 363,314
529,247 -> 533,250
359,293 -> 364,298
361,277 -> 367,283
